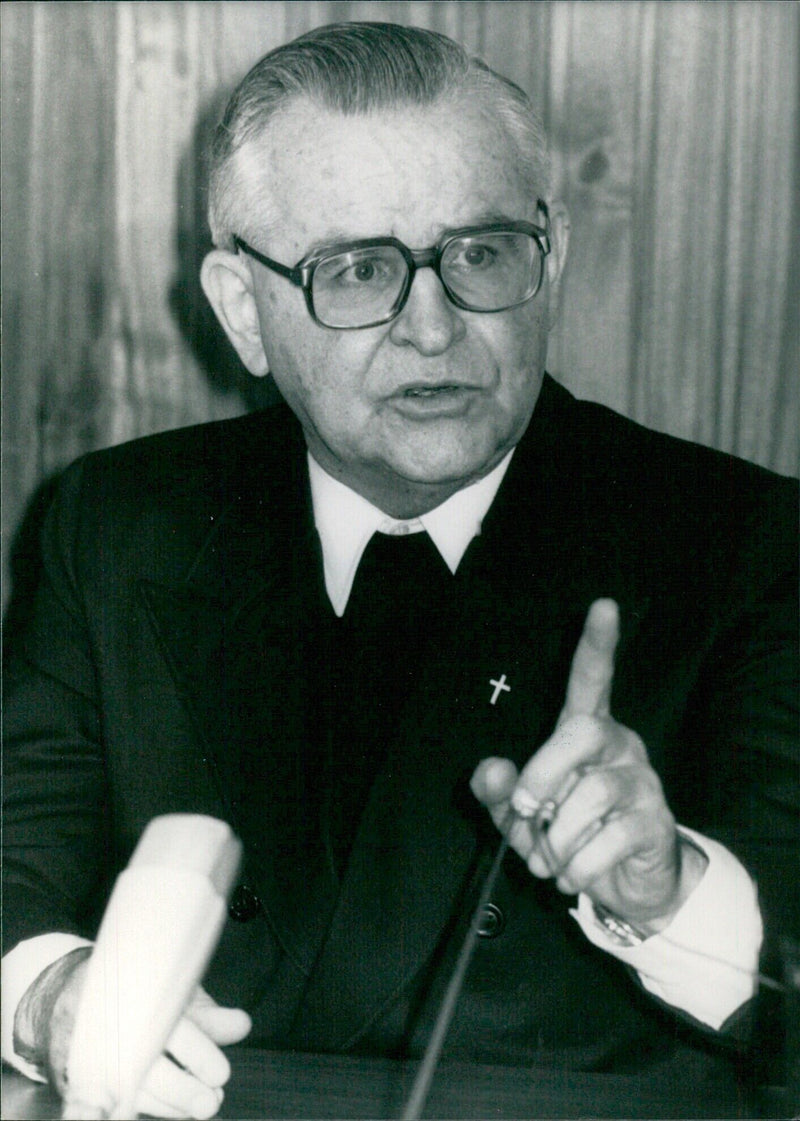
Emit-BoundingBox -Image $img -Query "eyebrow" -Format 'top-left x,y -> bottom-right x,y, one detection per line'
303,212 -> 527,256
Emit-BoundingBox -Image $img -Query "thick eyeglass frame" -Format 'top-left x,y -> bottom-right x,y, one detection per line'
232,200 -> 551,330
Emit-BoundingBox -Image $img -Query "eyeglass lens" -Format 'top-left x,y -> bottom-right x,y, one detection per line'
314,246 -> 408,328
312,231 -> 543,328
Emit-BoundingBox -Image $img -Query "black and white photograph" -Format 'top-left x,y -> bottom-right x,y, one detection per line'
2,3 -> 798,1118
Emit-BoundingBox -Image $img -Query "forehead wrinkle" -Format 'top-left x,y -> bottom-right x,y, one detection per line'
236,97 -> 534,255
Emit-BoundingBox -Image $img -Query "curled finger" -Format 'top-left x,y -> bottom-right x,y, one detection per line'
553,813 -> 645,896
511,714 -> 606,823
543,766 -> 632,870
184,987 -> 252,1047
166,1016 -> 231,1089
139,1053 -> 225,1120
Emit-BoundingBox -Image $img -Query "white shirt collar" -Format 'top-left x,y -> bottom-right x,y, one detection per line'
308,450 -> 514,616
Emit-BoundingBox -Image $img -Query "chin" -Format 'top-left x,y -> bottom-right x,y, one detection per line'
385,449 -> 497,489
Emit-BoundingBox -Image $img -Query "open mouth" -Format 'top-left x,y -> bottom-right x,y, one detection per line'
391,384 -> 477,418
403,385 -> 461,397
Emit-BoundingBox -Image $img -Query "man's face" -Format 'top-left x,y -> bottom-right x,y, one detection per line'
241,96 -> 555,514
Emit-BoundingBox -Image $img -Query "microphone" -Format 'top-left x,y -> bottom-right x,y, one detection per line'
62,814 -> 242,1121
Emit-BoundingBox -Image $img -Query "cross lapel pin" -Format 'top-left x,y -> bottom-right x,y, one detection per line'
489,675 -> 511,705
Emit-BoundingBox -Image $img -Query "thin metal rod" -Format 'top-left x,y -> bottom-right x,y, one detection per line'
400,823 -> 512,1120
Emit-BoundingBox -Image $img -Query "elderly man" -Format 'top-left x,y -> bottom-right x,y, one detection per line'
3,21 -> 797,1120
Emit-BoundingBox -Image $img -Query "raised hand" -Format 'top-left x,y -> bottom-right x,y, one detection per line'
471,600 -> 706,930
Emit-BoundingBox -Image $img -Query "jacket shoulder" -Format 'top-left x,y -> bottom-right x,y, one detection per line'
36,404 -> 307,589
540,377 -> 797,517
75,403 -> 301,499
516,378 -> 798,603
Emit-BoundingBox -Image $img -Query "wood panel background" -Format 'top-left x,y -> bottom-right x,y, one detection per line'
2,1 -> 798,608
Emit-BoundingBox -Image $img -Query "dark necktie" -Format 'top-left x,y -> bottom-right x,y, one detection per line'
345,528 -> 451,634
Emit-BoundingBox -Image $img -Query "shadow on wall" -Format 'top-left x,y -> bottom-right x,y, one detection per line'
4,92 -> 286,650
169,87 -> 281,415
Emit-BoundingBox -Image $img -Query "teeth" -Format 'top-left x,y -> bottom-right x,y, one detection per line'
405,386 -> 453,397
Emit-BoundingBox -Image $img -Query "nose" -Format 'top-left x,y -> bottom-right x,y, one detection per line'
388,267 -> 466,355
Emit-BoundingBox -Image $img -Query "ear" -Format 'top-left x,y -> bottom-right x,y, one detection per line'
200,249 -> 270,377
543,201 -> 570,328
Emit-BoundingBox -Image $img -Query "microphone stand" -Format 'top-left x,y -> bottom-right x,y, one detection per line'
400,817 -> 513,1120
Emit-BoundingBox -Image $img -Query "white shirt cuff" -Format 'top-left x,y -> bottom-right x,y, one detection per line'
571,826 -> 763,1029
2,933 -> 93,1081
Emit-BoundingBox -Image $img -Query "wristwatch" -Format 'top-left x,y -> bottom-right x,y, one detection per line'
593,902 -> 648,947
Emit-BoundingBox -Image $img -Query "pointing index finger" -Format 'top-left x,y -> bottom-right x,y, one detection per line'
559,599 -> 619,721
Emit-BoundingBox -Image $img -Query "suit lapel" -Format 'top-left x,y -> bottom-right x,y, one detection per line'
286,613 -> 488,1052
140,425 -> 341,974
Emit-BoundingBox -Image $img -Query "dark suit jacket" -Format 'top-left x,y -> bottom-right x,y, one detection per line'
4,376 -> 798,1117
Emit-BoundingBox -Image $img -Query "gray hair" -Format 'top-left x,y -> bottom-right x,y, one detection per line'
208,22 -> 550,249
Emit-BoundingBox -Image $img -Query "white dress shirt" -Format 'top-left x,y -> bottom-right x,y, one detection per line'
1,449 -> 762,1080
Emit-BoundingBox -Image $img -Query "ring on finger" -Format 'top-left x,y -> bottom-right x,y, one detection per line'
533,798 -> 559,831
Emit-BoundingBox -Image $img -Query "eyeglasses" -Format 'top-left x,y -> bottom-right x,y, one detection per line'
233,202 -> 551,330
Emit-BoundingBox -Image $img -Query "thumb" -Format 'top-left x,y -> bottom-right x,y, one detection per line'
470,757 -> 519,808
559,599 -> 619,722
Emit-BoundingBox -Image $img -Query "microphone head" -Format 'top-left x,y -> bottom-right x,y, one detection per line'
129,814 -> 241,896
64,814 -> 243,1120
